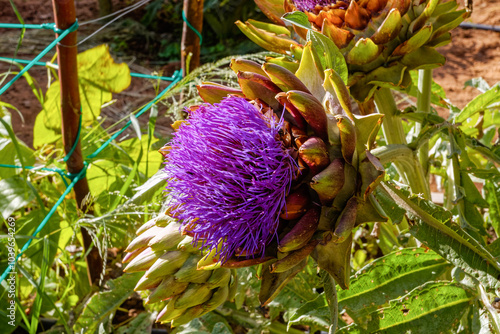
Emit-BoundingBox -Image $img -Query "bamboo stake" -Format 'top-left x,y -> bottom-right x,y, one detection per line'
52,0 -> 103,286
181,0 -> 204,76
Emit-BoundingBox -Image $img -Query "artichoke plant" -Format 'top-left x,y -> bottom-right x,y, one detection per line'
124,45 -> 388,326
239,0 -> 467,102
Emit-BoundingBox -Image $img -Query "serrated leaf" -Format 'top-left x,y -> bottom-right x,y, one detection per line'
338,282 -> 475,334
374,187 -> 406,224
288,293 -> 331,330
116,311 -> 156,334
338,248 -> 451,317
485,180 -> 500,237
73,272 -> 142,333
382,182 -> 500,291
456,84 -> 500,123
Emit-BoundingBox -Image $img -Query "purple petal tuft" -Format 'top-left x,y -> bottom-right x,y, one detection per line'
294,0 -> 340,11
165,97 -> 295,262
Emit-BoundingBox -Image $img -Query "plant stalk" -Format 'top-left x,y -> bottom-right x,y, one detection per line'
416,69 -> 432,178
321,270 -> 339,334
374,88 -> 430,199
52,0 -> 103,286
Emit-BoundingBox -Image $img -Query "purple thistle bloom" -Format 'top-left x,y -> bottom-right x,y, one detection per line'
294,0 -> 340,11
165,96 -> 295,262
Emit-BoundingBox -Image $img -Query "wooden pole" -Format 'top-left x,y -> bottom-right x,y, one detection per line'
181,0 -> 204,76
52,0 -> 103,286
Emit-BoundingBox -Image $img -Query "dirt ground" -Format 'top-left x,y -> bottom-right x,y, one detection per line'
0,0 -> 499,147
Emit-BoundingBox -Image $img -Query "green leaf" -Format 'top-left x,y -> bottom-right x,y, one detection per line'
307,30 -> 348,85
34,44 -> 131,147
464,77 -> 491,93
282,11 -> 311,30
73,272 -> 142,333
268,259 -> 320,321
288,293 -> 331,331
0,176 -> 34,219
485,180 -> 500,237
119,135 -> 163,178
338,282 -> 475,334
29,237 -> 49,334
381,182 -> 500,291
0,138 -> 35,179
116,311 -> 156,334
175,315 -> 233,334
455,84 -> 500,123
374,187 -> 406,224
338,248 -> 451,316
125,169 -> 167,206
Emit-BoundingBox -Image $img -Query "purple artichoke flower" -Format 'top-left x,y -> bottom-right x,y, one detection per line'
165,96 -> 295,262
294,0 -> 339,12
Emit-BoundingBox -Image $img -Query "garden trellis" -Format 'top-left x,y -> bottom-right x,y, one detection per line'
0,2 -> 182,285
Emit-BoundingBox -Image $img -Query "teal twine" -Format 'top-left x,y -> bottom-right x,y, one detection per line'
0,57 -> 177,81
63,112 -> 82,163
0,162 -> 88,283
181,10 -> 202,45
0,22 -> 65,34
0,20 -> 79,96
87,70 -> 182,159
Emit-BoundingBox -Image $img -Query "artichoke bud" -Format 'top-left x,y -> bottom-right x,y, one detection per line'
279,206 -> 321,252
279,185 -> 310,220
298,136 -> 330,174
310,158 -> 345,205
332,197 -> 358,243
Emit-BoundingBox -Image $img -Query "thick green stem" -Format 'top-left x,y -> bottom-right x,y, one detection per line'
416,69 -> 432,178
374,88 -> 430,199
321,270 -> 338,334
